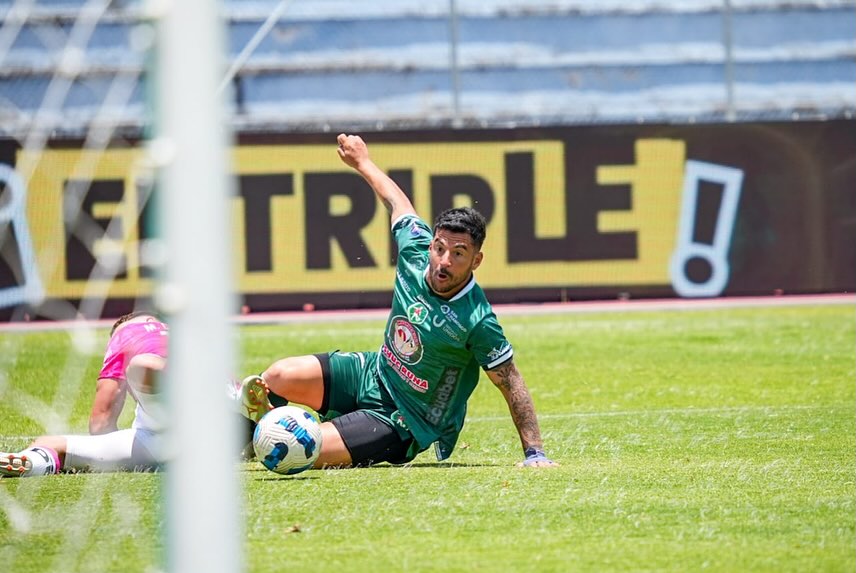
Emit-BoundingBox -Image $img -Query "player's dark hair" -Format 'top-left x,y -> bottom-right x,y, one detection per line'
433,207 -> 487,249
110,310 -> 161,336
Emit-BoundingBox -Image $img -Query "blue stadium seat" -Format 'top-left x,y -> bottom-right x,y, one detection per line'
0,0 -> 853,135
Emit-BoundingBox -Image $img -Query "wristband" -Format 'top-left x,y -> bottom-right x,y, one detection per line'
524,447 -> 545,459
521,447 -> 555,467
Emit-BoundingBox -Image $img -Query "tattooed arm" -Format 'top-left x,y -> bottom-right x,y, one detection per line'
486,360 -> 558,467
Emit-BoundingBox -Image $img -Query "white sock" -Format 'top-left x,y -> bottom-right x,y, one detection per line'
20,446 -> 61,476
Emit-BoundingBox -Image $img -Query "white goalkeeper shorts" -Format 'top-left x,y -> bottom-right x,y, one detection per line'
64,428 -> 161,472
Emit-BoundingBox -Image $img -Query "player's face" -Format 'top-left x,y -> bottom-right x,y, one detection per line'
427,229 -> 483,299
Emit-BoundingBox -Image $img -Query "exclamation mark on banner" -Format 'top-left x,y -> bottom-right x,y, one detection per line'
0,164 -> 43,308
670,160 -> 744,298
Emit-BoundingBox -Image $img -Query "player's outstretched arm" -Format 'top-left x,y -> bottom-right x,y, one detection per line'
486,360 -> 559,468
336,133 -> 416,223
89,377 -> 126,435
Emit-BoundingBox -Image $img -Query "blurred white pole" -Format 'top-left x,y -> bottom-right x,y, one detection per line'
152,0 -> 241,572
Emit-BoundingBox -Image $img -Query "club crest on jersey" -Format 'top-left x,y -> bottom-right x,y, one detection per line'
407,302 -> 428,325
389,316 -> 424,365
391,410 -> 410,431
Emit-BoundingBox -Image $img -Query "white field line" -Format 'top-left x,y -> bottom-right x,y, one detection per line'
0,403 -> 849,442
466,403 -> 852,423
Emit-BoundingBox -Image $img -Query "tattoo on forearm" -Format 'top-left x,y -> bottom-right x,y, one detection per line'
491,362 -> 543,449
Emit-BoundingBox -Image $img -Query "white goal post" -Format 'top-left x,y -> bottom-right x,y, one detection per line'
153,1 -> 241,572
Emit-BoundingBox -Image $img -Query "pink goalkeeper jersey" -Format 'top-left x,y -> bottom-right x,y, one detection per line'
99,320 -> 169,431
99,321 -> 169,381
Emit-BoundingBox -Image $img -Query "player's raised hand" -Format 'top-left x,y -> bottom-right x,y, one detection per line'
336,132 -> 415,220
337,133 -> 370,170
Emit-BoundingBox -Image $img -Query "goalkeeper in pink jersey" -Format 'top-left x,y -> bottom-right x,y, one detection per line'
0,311 -> 168,477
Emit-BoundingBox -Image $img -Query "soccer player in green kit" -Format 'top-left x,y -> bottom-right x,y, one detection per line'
239,133 -> 557,469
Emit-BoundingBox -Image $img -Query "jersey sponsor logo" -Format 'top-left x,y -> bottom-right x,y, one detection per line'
429,313 -> 463,341
409,221 -> 422,236
435,318 -> 462,341
396,270 -> 413,294
407,302 -> 429,325
426,366 -> 459,424
442,326 -> 461,341
382,344 -> 429,392
431,304 -> 464,340
440,304 -> 467,332
416,294 -> 434,310
388,316 -> 424,365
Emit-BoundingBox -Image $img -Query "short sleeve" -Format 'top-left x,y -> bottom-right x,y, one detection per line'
392,214 -> 432,267
468,313 -> 514,370
99,338 -> 128,381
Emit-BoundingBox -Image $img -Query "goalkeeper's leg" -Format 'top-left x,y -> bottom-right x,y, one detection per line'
0,445 -> 61,477
0,429 -> 157,477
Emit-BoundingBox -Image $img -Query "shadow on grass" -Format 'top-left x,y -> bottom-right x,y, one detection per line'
254,474 -> 322,481
245,460 -> 500,478
360,461 -> 500,469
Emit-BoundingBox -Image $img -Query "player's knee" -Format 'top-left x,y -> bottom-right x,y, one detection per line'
262,358 -> 300,389
261,355 -> 324,410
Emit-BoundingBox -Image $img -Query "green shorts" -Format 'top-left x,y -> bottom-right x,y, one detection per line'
317,351 -> 419,464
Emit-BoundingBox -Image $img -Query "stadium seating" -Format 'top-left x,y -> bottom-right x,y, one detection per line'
0,0 -> 853,136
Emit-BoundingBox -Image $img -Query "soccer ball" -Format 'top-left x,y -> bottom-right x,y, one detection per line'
253,406 -> 322,475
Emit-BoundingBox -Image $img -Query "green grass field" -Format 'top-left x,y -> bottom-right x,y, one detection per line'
1,302 -> 854,572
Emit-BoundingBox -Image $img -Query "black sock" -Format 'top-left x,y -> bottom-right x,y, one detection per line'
269,392 -> 289,408
257,371 -> 289,408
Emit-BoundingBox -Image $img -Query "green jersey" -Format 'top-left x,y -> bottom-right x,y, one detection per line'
374,214 -> 513,460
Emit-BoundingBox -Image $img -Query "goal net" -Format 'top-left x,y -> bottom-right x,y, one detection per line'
0,1 -> 239,571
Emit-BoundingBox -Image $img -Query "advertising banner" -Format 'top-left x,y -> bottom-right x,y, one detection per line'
1,121 -> 853,318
